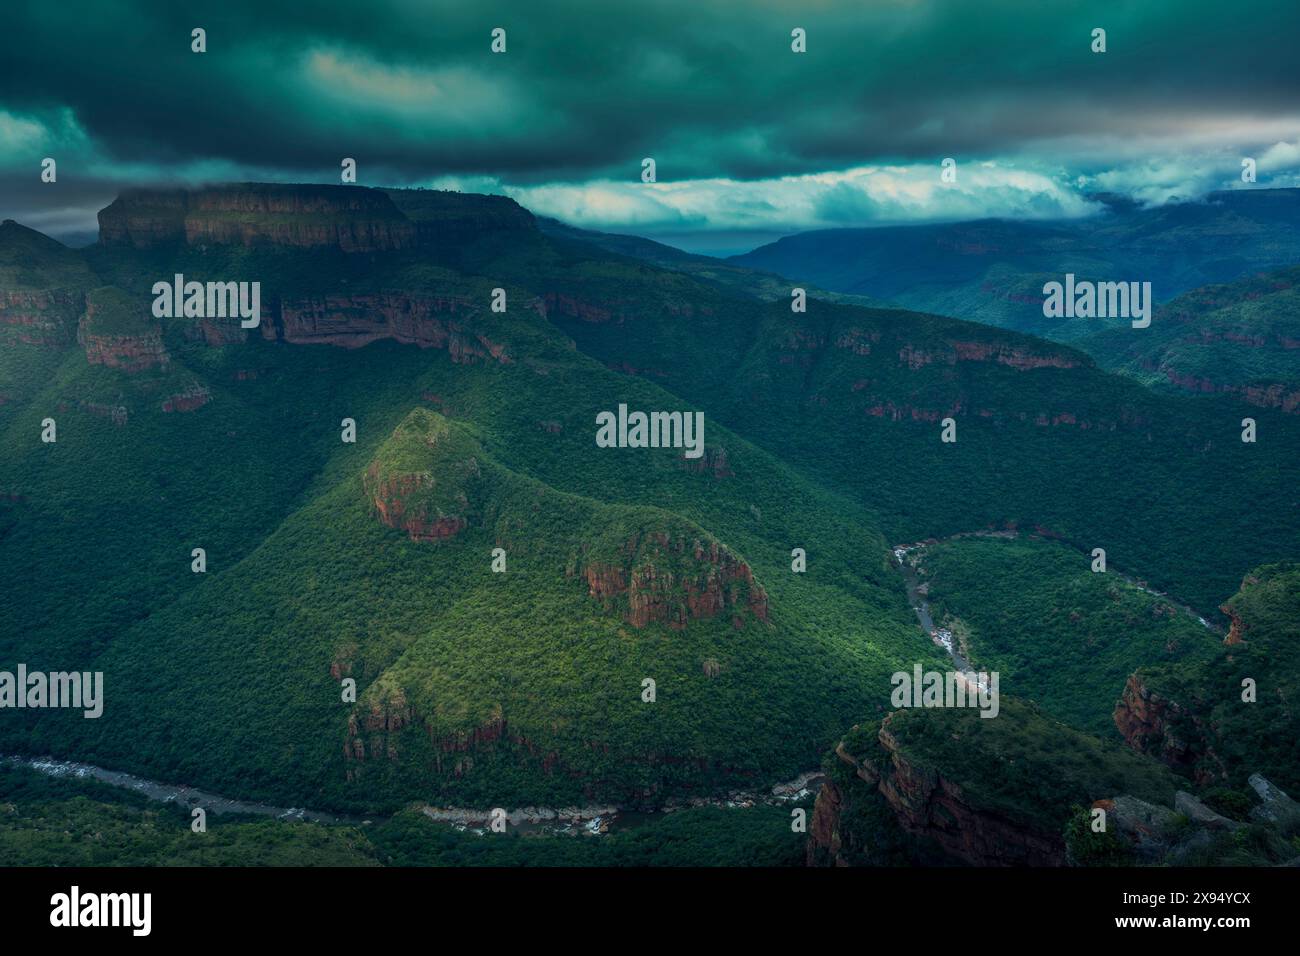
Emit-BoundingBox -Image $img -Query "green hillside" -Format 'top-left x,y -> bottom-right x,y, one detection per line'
1,184 -> 1298,839
1123,562 -> 1300,795
913,535 -> 1221,735
1081,265 -> 1300,412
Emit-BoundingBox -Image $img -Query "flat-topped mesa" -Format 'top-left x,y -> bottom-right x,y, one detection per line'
579,530 -> 769,630
78,287 -> 169,372
382,188 -> 537,243
97,183 -> 417,251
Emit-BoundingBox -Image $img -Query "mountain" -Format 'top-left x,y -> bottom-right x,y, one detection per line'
535,216 -> 884,308
1079,264 -> 1300,413
729,189 -> 1300,343
0,184 -> 921,812
1,182 -> 1297,835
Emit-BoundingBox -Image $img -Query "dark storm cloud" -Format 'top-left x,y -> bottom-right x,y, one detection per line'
2,0 -> 1298,241
2,0 -> 1298,182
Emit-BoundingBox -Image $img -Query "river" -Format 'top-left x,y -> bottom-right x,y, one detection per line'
3,753 -> 822,838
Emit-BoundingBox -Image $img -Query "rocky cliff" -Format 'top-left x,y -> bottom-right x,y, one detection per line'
1113,563 -> 1300,792
0,289 -> 83,348
98,183 -> 418,251
0,219 -> 94,348
1112,673 -> 1207,778
809,716 -> 1067,866
577,530 -> 768,630
276,293 -> 511,363
383,188 -> 537,243
362,409 -> 481,541
898,339 -> 1085,371
78,288 -> 169,372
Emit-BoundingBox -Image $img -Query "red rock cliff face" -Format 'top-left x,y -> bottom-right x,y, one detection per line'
276,293 -> 511,363
77,304 -> 169,372
1113,673 -> 1210,779
343,690 -> 415,763
809,719 -> 1066,866
363,466 -> 469,542
579,532 -> 768,629
161,384 -> 212,413
98,184 -> 416,251
1221,603 -> 1246,645
0,290 -> 83,348
541,292 -> 624,324
1160,369 -> 1300,414
899,339 -> 1083,371
806,778 -> 849,866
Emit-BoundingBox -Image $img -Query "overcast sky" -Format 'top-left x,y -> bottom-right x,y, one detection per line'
2,0 -> 1299,252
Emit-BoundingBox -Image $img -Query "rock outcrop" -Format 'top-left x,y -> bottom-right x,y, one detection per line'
578,531 -> 768,630
0,290 -> 83,348
898,339 -> 1084,371
161,384 -> 213,413
276,293 -> 511,363
808,723 -> 1067,867
364,468 -> 470,541
362,409 -> 480,542
1247,774 -> 1300,827
98,183 -> 417,251
1112,673 -> 1198,771
78,289 -> 169,372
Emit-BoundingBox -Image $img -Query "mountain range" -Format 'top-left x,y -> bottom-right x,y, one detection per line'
1,182 -> 1297,866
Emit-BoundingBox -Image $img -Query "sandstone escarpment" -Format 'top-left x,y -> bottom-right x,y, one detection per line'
870,718 -> 1065,865
161,384 -> 212,413
1159,368 -> 1300,413
0,290 -> 83,348
98,183 -> 417,251
78,289 -> 169,372
577,531 -> 768,630
276,293 -> 511,363
343,705 -> 554,781
899,339 -> 1084,371
1113,673 -> 1208,778
541,292 -> 624,324
382,188 -> 537,242
809,718 -> 1066,866
364,467 -> 470,541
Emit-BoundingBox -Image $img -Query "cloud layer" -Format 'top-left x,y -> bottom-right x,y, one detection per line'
2,0 -> 1298,243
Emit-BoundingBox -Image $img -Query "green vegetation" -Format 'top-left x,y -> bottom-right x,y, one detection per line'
914,534 -> 1220,734
0,764 -> 803,867
82,286 -> 157,337
874,701 -> 1180,833
2,187 -> 1298,865
1082,265 -> 1300,402
1128,562 -> 1300,794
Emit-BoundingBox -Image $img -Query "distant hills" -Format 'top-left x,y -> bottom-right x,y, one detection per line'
1079,264 -> 1300,413
729,188 -> 1300,343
